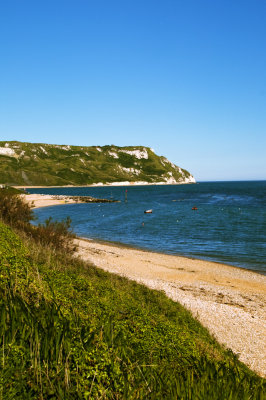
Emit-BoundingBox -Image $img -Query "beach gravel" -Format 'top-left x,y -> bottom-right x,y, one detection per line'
74,238 -> 266,377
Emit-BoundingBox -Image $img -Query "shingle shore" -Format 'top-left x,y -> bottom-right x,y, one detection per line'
75,238 -> 266,377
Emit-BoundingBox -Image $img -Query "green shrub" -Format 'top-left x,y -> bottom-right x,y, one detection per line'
0,191 -> 75,253
0,191 -> 34,228
24,216 -> 76,253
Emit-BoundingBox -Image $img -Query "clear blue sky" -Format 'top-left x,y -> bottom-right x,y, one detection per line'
0,0 -> 265,181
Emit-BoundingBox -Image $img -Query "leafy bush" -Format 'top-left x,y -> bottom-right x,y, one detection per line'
24,216 -> 76,253
0,191 -> 75,253
0,190 -> 34,228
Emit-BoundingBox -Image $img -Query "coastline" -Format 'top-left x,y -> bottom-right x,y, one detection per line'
14,180 -> 196,189
21,193 -> 118,208
26,193 -> 266,276
80,236 -> 266,276
21,193 -> 84,208
24,194 -> 266,376
75,237 -> 266,377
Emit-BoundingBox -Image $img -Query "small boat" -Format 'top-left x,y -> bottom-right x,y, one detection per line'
192,206 -> 198,210
144,209 -> 153,214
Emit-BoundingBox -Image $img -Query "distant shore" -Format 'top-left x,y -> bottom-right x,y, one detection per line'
21,193 -> 118,208
14,180 -> 196,189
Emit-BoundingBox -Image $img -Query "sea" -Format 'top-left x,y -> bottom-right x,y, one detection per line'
28,181 -> 266,275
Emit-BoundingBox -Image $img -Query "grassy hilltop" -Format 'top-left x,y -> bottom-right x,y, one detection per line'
0,189 -> 265,399
0,141 -> 195,186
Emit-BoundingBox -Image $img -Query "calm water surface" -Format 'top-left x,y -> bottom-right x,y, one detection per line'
29,181 -> 266,274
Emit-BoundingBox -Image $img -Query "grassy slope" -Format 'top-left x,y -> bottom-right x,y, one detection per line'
0,223 -> 265,399
0,141 -> 193,186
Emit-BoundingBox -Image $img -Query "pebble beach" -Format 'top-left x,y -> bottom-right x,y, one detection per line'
74,237 -> 266,377
23,192 -> 266,376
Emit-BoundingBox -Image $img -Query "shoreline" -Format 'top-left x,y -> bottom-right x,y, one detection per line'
78,236 -> 266,289
21,193 -> 118,208
14,181 -> 196,189
75,236 -> 266,377
24,193 -> 266,376
26,193 -> 266,276
80,235 -> 266,276
27,194 -> 265,276
21,193 -> 85,208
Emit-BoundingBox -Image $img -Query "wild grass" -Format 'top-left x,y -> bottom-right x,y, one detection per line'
0,193 -> 265,399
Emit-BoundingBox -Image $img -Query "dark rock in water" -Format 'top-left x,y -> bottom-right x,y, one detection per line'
52,195 -> 119,203
76,196 -> 120,203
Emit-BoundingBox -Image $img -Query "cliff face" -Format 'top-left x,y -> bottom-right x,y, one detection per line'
0,141 -> 195,186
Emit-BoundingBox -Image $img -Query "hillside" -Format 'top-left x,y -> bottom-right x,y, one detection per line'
0,219 -> 264,398
0,141 -> 195,186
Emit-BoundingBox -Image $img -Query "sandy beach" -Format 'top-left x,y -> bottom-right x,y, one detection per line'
21,193 -> 83,208
21,193 -> 118,208
23,194 -> 266,376
74,237 -> 266,377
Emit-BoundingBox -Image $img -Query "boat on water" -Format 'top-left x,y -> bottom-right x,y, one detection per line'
144,209 -> 152,214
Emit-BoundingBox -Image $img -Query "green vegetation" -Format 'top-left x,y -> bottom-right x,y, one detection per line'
0,141 -> 194,186
0,190 -> 75,255
0,193 -> 265,399
0,188 -> 34,228
0,185 -> 25,195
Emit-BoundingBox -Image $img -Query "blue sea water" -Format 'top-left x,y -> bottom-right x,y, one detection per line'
28,181 -> 266,274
